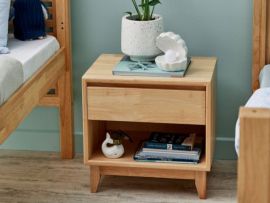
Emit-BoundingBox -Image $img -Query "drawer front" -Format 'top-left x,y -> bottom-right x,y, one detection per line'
87,87 -> 206,125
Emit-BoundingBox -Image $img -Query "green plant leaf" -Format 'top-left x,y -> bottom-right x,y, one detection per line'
131,0 -> 142,19
139,0 -> 161,7
125,11 -> 133,17
130,0 -> 161,21
149,0 -> 161,6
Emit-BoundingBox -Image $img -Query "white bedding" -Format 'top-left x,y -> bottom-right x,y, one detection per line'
7,35 -> 60,81
0,35 -> 60,106
0,55 -> 23,106
235,88 -> 270,155
260,65 -> 270,88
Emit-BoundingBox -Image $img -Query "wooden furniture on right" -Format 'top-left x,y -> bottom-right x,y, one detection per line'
0,0 -> 74,159
82,54 -> 217,199
252,0 -> 270,91
238,108 -> 270,203
238,0 -> 270,202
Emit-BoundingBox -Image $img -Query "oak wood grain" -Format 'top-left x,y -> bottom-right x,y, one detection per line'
0,49 -> 65,144
87,87 -> 206,125
82,54 -> 216,198
83,55 -> 217,87
1,0 -> 74,159
252,0 -> 270,90
238,108 -> 270,203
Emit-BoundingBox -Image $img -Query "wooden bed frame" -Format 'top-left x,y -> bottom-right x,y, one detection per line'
238,0 -> 270,202
0,0 -> 74,159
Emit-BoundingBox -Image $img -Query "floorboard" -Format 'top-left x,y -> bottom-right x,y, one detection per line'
0,150 -> 236,203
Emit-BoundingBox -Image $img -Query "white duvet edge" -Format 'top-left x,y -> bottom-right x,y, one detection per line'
0,56 -> 23,106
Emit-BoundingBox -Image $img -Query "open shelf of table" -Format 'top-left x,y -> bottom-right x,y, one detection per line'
88,150 -> 206,171
87,133 -> 207,171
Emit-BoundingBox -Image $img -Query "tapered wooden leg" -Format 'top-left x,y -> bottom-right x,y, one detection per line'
195,171 -> 207,199
58,73 -> 74,159
90,166 -> 101,193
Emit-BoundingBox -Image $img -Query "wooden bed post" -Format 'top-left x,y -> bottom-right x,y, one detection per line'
252,0 -> 270,90
56,0 -> 74,159
238,108 -> 270,203
0,0 -> 74,159
237,0 -> 270,201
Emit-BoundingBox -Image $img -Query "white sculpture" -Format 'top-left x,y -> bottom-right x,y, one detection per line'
101,132 -> 125,159
155,32 -> 188,72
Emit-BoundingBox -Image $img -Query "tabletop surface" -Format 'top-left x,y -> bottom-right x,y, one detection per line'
83,54 -> 217,87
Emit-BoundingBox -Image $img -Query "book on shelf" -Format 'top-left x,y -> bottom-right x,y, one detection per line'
133,156 -> 199,164
143,132 -> 196,151
136,149 -> 201,161
141,148 -> 200,157
134,142 -> 202,162
112,56 -> 191,78
134,133 -> 204,164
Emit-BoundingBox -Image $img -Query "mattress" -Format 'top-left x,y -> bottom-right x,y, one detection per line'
7,35 -> 60,81
0,55 -> 23,106
0,35 -> 60,106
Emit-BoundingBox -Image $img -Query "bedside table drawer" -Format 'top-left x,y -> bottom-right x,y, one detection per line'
87,87 -> 206,125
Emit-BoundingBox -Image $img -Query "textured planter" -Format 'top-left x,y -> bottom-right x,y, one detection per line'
121,15 -> 164,62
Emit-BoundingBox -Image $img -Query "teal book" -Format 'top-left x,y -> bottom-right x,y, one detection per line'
112,56 -> 191,77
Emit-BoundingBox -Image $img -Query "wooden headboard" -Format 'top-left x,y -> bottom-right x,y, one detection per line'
43,0 -> 57,36
9,0 -> 70,48
9,0 -> 72,97
253,0 -> 270,90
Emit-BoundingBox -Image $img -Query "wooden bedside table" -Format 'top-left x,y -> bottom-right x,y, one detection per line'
82,54 -> 216,199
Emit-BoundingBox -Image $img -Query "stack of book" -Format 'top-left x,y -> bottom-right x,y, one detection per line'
134,132 -> 203,164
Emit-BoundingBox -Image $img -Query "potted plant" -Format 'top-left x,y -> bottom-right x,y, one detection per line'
121,0 -> 164,62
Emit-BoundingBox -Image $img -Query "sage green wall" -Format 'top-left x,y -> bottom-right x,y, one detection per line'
1,0 -> 253,159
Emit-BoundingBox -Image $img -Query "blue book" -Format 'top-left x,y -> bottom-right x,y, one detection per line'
143,141 -> 191,151
143,132 -> 195,151
133,135 -> 204,164
112,56 -> 191,77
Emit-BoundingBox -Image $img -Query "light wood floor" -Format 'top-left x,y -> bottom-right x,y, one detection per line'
0,150 -> 237,203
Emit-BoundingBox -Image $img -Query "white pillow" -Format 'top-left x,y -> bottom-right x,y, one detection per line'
0,0 -> 11,54
260,65 -> 270,88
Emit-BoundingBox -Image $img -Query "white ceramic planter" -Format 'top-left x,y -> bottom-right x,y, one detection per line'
121,15 -> 164,62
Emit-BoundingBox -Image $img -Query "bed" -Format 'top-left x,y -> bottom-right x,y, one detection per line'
0,35 -> 60,105
238,0 -> 270,202
0,0 -> 74,159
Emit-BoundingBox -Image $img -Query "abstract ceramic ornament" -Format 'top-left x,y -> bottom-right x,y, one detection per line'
101,131 -> 133,159
155,32 -> 188,72
102,133 -> 124,159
